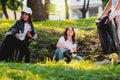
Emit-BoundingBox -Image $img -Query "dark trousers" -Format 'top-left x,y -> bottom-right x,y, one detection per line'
0,35 -> 30,62
17,46 -> 30,63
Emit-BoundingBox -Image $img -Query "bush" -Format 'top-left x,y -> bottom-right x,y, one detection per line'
0,18 -> 108,62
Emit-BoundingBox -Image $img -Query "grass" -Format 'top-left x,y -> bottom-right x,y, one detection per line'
0,60 -> 120,80
0,17 -> 119,79
0,17 -> 101,62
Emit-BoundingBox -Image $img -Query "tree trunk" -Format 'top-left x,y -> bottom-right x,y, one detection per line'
44,0 -> 50,19
65,0 -> 69,19
14,11 -> 17,20
0,0 -> 9,19
27,0 -> 45,21
80,0 -> 90,18
82,12 -> 86,18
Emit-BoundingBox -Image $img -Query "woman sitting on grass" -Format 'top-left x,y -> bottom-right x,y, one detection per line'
54,27 -> 83,62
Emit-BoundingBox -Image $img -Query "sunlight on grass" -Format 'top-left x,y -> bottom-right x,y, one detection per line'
0,60 -> 119,80
0,18 -> 120,79
37,59 -> 109,71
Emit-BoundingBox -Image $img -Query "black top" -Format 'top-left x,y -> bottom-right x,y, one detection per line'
8,19 -> 35,36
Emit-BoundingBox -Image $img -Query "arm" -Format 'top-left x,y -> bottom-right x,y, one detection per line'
27,31 -> 36,40
109,0 -> 120,20
72,48 -> 77,52
100,0 -> 112,17
71,44 -> 77,53
56,42 -> 68,49
56,36 -> 69,49
8,20 -> 20,35
114,0 -> 120,11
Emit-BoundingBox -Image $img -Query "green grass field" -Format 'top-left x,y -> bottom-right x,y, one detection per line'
0,60 -> 120,80
0,18 -> 119,80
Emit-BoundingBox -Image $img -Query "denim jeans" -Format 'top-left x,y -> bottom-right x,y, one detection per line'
54,48 -> 67,61
74,56 -> 83,60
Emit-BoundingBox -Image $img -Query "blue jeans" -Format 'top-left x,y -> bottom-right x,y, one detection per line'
54,48 -> 67,61
74,56 -> 83,60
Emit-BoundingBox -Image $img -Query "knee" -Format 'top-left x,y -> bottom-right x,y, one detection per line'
57,48 -> 67,52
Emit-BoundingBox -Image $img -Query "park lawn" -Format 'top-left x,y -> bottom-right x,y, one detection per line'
0,18 -> 119,79
0,60 -> 119,80
0,17 -> 101,62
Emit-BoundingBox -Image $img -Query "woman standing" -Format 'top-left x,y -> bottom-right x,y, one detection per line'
0,7 -> 37,63
54,27 -> 83,62
99,0 -> 120,63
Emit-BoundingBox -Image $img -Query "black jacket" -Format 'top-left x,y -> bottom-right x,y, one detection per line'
96,16 -> 120,55
8,19 -> 35,36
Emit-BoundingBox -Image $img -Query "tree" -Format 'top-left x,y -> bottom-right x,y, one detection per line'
102,0 -> 109,8
48,3 -> 56,14
27,0 -> 46,21
65,0 -> 69,19
79,0 -> 90,18
0,0 -> 9,19
44,0 -> 50,19
7,0 -> 23,20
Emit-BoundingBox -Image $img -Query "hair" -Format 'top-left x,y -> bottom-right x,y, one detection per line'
63,27 -> 75,44
21,12 -> 33,26
21,12 -> 35,36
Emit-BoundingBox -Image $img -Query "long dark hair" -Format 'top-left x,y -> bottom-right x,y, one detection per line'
21,12 -> 35,36
64,27 -> 75,44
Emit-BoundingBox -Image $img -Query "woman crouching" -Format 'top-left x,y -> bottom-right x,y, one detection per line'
0,7 -> 37,63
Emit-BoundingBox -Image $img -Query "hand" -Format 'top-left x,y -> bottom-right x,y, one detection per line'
70,48 -> 74,53
96,16 -> 104,23
109,14 -> 115,20
98,14 -> 105,20
33,34 -> 38,40
71,54 -> 77,58
98,16 -> 103,20
109,11 -> 117,20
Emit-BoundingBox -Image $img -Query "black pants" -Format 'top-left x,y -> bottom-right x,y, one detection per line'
17,47 -> 30,63
0,35 -> 30,62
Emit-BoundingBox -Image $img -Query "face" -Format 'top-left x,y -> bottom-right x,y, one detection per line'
67,27 -> 74,36
21,12 -> 29,22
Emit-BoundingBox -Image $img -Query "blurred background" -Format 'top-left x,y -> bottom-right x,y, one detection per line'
0,0 -> 108,21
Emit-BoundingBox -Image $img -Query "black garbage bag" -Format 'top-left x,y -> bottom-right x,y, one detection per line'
95,16 -> 120,54
63,50 -> 72,63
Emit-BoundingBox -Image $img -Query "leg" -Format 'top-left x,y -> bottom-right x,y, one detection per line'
54,48 -> 67,61
18,43 -> 30,63
17,41 -> 26,62
24,48 -> 30,63
117,55 -> 120,63
116,16 -> 120,43
115,15 -> 120,63
75,56 -> 83,60
17,48 -> 24,62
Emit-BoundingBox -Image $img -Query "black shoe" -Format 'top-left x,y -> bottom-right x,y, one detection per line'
118,62 -> 120,64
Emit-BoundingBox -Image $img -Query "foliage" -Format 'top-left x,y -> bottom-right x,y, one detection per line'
49,3 -> 56,14
102,0 -> 109,8
0,17 -> 111,62
0,18 -> 119,79
0,60 -> 119,80
7,0 -> 23,11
